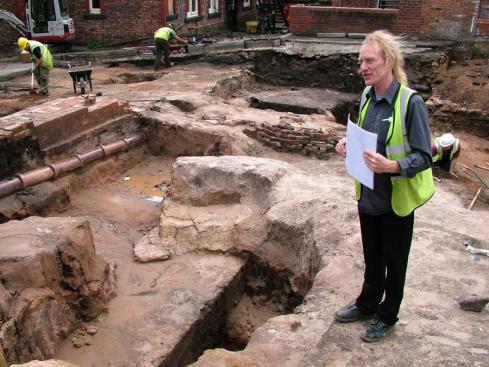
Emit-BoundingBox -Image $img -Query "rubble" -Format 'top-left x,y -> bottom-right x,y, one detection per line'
0,217 -> 115,364
457,294 -> 489,312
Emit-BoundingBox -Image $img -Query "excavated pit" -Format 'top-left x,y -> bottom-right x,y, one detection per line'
1,42 -> 489,367
102,71 -> 167,84
165,254 -> 313,367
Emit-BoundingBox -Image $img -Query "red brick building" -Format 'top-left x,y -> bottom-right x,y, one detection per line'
289,0 -> 489,39
0,0 -> 257,48
2,1 -> 488,50
68,0 -> 229,44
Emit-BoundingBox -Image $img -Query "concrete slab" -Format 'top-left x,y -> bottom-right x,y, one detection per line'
346,32 -> 368,39
249,88 -> 357,117
316,33 -> 347,38
0,62 -> 31,82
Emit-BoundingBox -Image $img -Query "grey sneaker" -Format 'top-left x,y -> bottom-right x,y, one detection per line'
361,318 -> 394,342
334,304 -> 375,323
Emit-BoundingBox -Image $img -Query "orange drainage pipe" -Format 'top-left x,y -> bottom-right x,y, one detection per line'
0,132 -> 146,199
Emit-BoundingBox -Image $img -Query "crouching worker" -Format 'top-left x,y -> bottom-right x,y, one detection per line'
432,133 -> 461,173
154,24 -> 187,71
18,37 -> 53,95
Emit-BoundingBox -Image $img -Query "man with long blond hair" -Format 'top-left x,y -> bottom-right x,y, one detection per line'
335,30 -> 434,342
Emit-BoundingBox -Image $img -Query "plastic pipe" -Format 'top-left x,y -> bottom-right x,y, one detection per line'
49,156 -> 83,177
124,132 -> 146,147
0,177 -> 23,198
76,147 -> 104,164
0,133 -> 146,199
16,167 -> 55,188
100,140 -> 128,156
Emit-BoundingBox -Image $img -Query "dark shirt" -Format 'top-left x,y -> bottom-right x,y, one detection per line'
358,80 -> 432,215
31,47 -> 42,60
432,143 -> 461,172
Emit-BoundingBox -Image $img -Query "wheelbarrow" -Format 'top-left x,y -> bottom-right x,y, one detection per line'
68,63 -> 93,95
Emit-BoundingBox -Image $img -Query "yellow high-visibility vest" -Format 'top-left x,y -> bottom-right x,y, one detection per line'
154,27 -> 175,41
29,40 -> 53,70
355,85 -> 435,217
432,137 -> 460,162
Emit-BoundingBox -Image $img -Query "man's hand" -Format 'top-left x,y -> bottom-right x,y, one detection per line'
363,149 -> 400,173
335,137 -> 347,158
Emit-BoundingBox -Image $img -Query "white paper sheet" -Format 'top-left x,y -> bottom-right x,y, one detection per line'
345,116 -> 377,190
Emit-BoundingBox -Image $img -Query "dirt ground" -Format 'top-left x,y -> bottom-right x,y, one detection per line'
433,58 -> 489,111
1,59 -> 487,202
1,53 -> 489,366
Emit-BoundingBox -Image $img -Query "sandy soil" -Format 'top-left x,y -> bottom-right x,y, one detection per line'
1,54 -> 488,366
433,58 -> 489,111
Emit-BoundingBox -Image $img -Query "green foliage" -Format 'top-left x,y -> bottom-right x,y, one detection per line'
87,38 -> 105,49
471,41 -> 489,59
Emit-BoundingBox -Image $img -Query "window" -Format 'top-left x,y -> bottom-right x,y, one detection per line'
168,0 -> 175,15
187,0 -> 198,17
481,2 -> 489,19
31,0 -> 56,21
90,0 -> 101,14
59,0 -> 69,17
209,0 -> 218,13
377,0 -> 399,9
243,0 -> 251,8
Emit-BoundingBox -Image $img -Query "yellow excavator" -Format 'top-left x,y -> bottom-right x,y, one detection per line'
1,0 -> 75,45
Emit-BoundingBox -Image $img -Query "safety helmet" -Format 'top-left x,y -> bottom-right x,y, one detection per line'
439,133 -> 456,148
17,37 -> 28,50
167,23 -> 174,30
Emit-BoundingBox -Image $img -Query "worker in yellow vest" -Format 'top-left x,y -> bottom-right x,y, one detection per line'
17,37 -> 53,95
335,30 -> 434,343
432,133 -> 461,172
153,23 -> 187,71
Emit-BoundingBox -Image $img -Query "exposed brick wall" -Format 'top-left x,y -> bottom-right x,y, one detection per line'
390,0 -> 425,36
424,0 -> 478,39
332,0 -> 377,7
0,24 -> 22,53
0,0 -> 27,51
68,1 -> 166,45
243,118 -> 341,159
477,0 -> 489,35
289,6 -> 398,36
1,0 -> 227,47
0,0 -> 25,16
290,1 -> 480,39
182,0 -> 227,34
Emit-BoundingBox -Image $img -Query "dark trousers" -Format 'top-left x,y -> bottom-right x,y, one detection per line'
34,66 -> 49,94
154,38 -> 171,70
355,211 -> 414,325
433,156 -> 452,172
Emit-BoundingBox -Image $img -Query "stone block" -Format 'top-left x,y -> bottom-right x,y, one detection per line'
33,106 -> 89,148
0,217 -> 115,363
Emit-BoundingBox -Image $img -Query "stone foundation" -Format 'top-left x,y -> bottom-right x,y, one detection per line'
0,96 -> 134,180
243,117 -> 343,159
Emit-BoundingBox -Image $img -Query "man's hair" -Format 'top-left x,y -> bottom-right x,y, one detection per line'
363,30 -> 408,86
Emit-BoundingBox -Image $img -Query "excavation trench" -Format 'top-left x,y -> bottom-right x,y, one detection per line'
165,254 -> 312,367
4,43 -> 488,367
